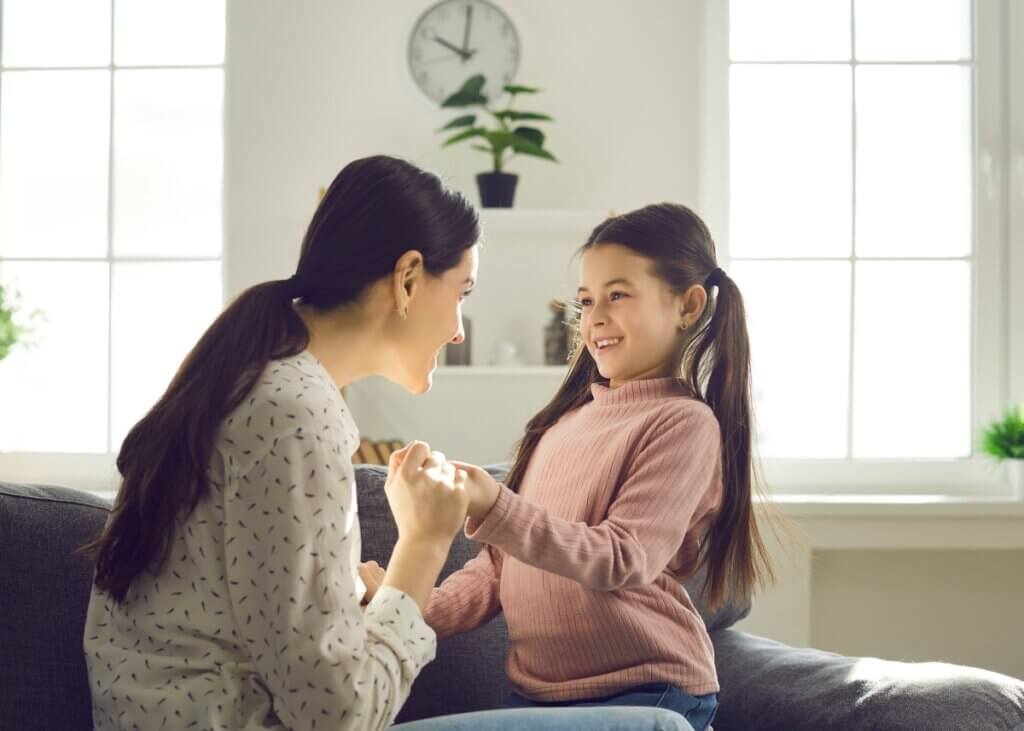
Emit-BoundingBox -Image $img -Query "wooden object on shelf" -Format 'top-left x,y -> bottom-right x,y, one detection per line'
354,438 -> 404,466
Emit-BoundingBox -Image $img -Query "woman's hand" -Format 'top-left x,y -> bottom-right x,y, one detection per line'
384,441 -> 469,545
357,560 -> 385,605
449,460 -> 502,520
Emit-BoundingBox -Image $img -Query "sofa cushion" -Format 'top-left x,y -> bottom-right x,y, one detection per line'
0,482 -> 112,731
711,628 -> 1024,731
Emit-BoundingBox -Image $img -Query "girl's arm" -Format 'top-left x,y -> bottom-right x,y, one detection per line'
463,405 -> 721,592
223,430 -> 435,731
423,544 -> 504,639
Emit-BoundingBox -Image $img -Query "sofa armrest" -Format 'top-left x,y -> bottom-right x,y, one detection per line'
711,628 -> 1024,731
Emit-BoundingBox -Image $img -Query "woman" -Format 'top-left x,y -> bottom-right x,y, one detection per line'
82,155 -> 691,731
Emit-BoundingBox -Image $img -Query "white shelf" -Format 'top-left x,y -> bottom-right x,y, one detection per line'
434,365 -> 568,376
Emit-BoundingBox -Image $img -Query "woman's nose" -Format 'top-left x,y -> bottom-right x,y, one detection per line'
451,324 -> 465,344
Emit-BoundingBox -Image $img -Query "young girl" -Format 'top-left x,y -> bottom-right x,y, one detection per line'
408,202 -> 775,731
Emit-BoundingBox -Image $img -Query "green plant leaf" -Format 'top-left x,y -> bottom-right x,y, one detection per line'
459,74 -> 487,96
470,144 -> 491,153
437,114 -> 477,132
980,404 -> 1024,459
493,111 -> 553,122
510,135 -> 557,162
441,75 -> 488,107
442,127 -> 486,147
441,91 -> 488,108
504,84 -> 540,95
513,126 -> 545,147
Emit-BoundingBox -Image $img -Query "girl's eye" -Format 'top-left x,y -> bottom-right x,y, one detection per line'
460,289 -> 473,301
609,291 -> 627,301
577,298 -> 593,307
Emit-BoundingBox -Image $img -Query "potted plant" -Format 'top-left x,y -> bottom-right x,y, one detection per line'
980,404 -> 1024,499
437,74 -> 557,208
0,284 -> 42,363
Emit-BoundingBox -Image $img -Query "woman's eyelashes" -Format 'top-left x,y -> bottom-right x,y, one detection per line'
459,288 -> 474,302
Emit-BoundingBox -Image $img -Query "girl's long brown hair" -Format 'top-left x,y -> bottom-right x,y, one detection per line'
82,155 -> 480,603
504,202 -> 774,611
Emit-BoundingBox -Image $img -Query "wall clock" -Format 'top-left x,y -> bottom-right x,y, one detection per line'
408,0 -> 520,104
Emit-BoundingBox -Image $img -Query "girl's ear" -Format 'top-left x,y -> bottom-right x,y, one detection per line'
677,283 -> 708,328
391,250 -> 424,317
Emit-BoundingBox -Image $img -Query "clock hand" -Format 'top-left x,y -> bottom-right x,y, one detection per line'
462,4 -> 473,55
433,35 -> 470,61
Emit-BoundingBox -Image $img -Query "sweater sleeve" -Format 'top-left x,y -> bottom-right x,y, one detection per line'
223,429 -> 436,731
423,545 -> 504,639
465,405 -> 721,591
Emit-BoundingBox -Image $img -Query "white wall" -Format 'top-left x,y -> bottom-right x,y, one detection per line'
225,0 -> 702,294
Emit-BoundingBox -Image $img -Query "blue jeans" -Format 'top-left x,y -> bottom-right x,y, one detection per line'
505,683 -> 718,731
391,706 -> 694,730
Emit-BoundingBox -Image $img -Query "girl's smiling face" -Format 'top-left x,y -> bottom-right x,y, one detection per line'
578,243 -> 697,389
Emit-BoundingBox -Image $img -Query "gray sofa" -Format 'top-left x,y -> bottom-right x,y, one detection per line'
2,468 -> 1023,731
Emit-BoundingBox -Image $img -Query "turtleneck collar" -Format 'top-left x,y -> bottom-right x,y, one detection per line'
589,376 -> 693,406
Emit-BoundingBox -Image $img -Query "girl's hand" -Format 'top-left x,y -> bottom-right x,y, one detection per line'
449,461 -> 502,519
385,441 -> 469,545
357,560 -> 385,605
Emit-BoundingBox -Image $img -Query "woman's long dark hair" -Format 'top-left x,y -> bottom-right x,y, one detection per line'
83,155 -> 480,603
504,202 -> 775,610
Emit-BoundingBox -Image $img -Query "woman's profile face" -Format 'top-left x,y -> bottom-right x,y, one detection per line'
391,244 -> 478,394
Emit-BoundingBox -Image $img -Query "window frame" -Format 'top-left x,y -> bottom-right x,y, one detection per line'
700,0 -> 1016,496
0,0 -> 227,488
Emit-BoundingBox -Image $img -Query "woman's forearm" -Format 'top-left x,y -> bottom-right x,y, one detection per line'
383,537 -> 451,614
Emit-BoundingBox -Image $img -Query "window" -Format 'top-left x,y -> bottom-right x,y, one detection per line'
704,0 -> 1012,493
0,0 -> 226,457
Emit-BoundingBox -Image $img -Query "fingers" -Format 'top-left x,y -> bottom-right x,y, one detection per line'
448,460 -> 482,475
398,441 -> 432,479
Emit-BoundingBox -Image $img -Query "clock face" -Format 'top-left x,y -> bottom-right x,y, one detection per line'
408,0 -> 520,104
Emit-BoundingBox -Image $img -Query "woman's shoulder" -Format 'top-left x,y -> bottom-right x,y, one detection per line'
217,351 -> 353,469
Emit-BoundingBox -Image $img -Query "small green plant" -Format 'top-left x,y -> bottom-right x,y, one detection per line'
980,404 -> 1024,460
0,284 -> 42,362
436,74 -> 557,173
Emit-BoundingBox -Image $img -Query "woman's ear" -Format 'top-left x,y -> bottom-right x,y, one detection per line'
391,250 -> 424,318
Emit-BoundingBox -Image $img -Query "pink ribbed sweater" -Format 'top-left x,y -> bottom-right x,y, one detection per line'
424,376 -> 724,701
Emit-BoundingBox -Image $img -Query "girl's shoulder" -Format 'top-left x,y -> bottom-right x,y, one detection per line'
645,393 -> 720,436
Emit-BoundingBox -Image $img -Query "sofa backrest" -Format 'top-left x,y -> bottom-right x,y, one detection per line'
0,482 -> 111,731
0,465 -> 752,728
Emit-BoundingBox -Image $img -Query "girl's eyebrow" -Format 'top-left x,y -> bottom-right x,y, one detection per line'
576,277 -> 634,294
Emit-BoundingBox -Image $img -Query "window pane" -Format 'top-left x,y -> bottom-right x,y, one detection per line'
109,262 -> 222,451
112,69 -> 224,258
0,71 -> 110,258
732,261 -> 851,458
2,0 -> 110,68
855,0 -> 971,61
852,261 -> 970,458
856,66 -> 971,257
0,262 -> 109,452
114,0 -> 225,66
730,0 -> 850,61
730,65 -> 852,258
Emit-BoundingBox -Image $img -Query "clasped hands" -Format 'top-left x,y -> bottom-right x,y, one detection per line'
359,440 -> 501,605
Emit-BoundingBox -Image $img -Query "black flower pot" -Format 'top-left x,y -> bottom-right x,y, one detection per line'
476,172 -> 519,208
